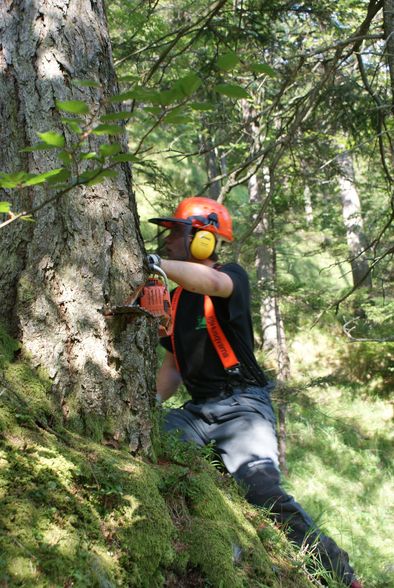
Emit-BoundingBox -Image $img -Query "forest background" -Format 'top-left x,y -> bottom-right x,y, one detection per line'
0,0 -> 393,587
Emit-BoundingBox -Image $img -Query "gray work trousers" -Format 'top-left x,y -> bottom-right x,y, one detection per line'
164,385 -> 356,586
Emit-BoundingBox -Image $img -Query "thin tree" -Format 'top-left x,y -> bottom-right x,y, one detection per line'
337,150 -> 373,289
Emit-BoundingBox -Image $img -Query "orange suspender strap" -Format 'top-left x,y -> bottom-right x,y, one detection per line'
170,286 -> 183,372
204,295 -> 240,372
170,287 -> 240,373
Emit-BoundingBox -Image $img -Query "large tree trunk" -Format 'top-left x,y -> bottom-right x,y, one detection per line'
337,151 -> 372,289
0,0 -> 156,451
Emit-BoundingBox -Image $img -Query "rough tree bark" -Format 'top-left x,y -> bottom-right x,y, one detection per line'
0,0 -> 156,451
337,151 -> 372,289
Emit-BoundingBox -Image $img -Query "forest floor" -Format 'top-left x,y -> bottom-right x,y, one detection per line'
283,328 -> 394,588
0,325 -> 393,587
0,326 -> 319,588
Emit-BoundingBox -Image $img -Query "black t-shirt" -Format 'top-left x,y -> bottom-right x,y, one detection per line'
160,262 -> 260,401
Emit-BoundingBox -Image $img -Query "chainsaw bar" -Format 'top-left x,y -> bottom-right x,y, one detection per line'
100,264 -> 173,336
101,305 -> 154,318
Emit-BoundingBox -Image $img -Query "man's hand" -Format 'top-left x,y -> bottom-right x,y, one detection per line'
156,351 -> 182,401
147,253 -> 161,269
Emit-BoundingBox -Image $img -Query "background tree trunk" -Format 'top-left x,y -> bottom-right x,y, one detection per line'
304,184 -> 314,225
250,173 -> 290,474
337,151 -> 372,289
0,0 -> 156,451
200,125 -> 221,200
242,98 -> 291,473
383,0 -> 394,114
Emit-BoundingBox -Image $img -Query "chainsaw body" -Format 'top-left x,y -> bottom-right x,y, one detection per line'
138,276 -> 172,336
102,265 -> 173,337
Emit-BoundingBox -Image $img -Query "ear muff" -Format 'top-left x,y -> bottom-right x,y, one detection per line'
190,230 -> 216,260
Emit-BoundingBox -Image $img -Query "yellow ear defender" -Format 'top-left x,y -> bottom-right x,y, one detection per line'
190,230 -> 216,260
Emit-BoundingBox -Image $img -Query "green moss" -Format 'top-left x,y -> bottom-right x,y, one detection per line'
81,412 -> 110,442
17,274 -> 37,305
0,327 -> 314,587
0,324 -> 20,368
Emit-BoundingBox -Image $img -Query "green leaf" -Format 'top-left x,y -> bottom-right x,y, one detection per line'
157,88 -> 182,106
217,52 -> 240,71
58,150 -> 73,165
61,118 -> 83,133
20,142 -> 59,152
214,84 -> 249,99
92,124 -> 124,136
0,172 -> 29,188
37,131 -> 65,147
172,73 -> 201,98
80,151 -> 98,160
56,100 -> 90,114
248,63 -> 276,77
189,102 -> 214,111
22,168 -> 66,187
144,106 -> 162,115
109,87 -> 161,104
99,143 -> 122,157
45,169 -> 71,184
81,168 -> 118,186
110,153 -> 141,163
71,79 -> 101,88
100,111 -> 133,122
0,201 -> 11,213
162,111 -> 192,124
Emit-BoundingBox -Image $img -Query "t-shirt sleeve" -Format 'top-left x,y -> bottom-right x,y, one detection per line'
216,263 -> 250,321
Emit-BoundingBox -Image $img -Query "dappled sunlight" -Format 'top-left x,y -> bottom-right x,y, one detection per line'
42,522 -> 74,549
286,377 -> 394,586
7,556 -> 39,582
289,331 -> 343,381
120,495 -> 143,523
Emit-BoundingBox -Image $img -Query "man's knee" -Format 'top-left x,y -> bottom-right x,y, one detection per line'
163,408 -> 205,446
235,459 -> 282,506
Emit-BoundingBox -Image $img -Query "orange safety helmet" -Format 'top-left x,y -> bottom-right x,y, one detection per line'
149,197 -> 233,242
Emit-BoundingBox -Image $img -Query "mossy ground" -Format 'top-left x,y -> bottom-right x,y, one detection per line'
0,326 -> 315,588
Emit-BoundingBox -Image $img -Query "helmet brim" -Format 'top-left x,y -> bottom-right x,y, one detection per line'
148,217 -> 192,229
149,215 -> 233,242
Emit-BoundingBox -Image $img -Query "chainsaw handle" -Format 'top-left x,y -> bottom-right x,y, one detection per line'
150,264 -> 170,290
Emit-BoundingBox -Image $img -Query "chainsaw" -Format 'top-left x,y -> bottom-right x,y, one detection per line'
101,264 -> 173,337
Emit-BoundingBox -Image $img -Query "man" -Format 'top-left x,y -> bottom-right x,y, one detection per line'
148,196 -> 362,588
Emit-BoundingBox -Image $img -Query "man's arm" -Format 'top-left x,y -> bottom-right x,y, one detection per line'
156,350 -> 182,402
160,259 -> 233,298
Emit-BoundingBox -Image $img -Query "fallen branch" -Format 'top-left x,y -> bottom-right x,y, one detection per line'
343,316 -> 394,342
